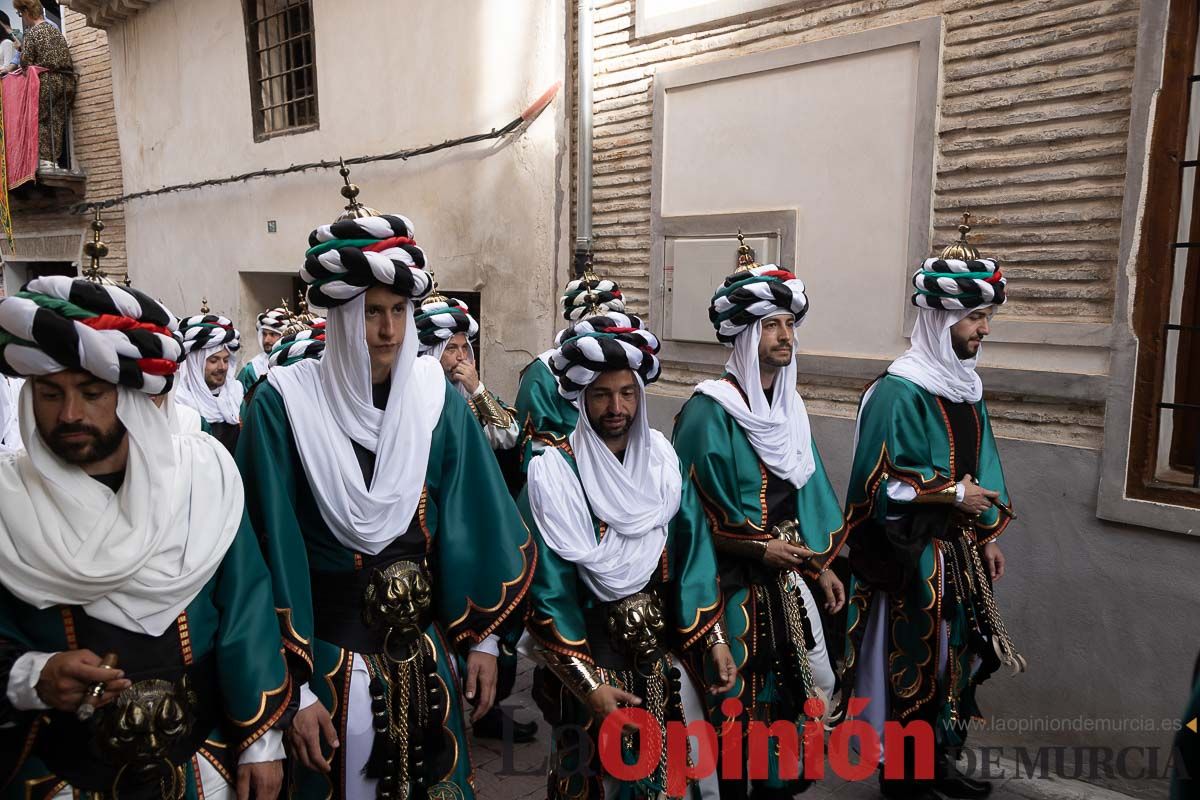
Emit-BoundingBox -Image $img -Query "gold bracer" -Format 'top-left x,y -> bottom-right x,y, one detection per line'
543,651 -> 604,701
704,621 -> 729,650
913,482 -> 959,505
469,388 -> 517,430
714,535 -> 769,562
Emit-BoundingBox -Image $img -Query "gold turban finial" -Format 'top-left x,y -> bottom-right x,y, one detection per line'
335,158 -> 380,221
580,250 -> 603,316
420,272 -> 449,309
734,230 -> 759,274
199,297 -> 210,314
940,212 -> 981,261
82,208 -> 114,285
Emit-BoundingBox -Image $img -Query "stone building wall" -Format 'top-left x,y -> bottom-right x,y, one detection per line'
577,0 -> 1139,448
1,8 -> 127,292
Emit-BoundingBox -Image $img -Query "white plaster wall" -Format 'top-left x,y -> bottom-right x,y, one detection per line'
107,0 -> 568,399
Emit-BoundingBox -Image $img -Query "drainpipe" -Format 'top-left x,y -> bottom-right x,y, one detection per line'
574,0 -> 594,276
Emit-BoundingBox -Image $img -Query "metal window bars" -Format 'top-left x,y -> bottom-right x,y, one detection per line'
1163,25 -> 1200,489
245,0 -> 317,138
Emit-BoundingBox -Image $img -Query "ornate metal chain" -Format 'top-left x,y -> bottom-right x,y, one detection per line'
965,535 -> 1027,673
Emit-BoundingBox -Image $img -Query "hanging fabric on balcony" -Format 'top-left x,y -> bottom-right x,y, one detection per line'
0,66 -> 44,250
1,66 -> 44,190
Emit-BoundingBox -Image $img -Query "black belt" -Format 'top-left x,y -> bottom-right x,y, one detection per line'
311,561 -> 434,654
35,654 -> 219,800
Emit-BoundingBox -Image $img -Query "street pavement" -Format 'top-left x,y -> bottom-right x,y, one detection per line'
467,659 -> 1161,799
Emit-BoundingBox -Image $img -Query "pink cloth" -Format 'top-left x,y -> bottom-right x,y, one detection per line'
1,67 -> 45,190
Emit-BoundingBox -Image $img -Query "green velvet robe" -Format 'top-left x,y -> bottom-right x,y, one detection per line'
235,362 -> 261,395
520,448 -> 723,799
237,380 -> 535,800
0,517 -> 292,800
672,379 -> 846,698
514,357 -> 577,474
672,377 -> 846,791
841,375 -> 1012,745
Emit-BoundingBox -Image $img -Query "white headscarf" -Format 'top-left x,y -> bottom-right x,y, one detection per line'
0,376 -> 24,453
527,377 -> 681,603
268,294 -> 445,555
425,337 -> 475,400
695,315 -> 817,488
247,351 -> 270,382
175,346 -> 244,424
887,307 -> 983,403
162,392 -> 204,435
0,384 -> 242,636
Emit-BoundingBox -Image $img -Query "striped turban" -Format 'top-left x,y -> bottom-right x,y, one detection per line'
268,327 -> 326,368
415,297 -> 478,351
0,276 -> 183,395
257,306 -> 290,334
550,327 -> 661,401
555,311 -> 645,348
561,275 -> 626,322
301,214 -> 433,309
178,314 -> 241,357
910,257 -> 1006,310
709,265 -> 809,345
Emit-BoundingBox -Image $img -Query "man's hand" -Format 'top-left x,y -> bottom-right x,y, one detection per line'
286,702 -> 339,774
708,644 -> 737,695
237,761 -> 283,800
956,474 -> 999,516
816,570 -> 846,614
981,541 -> 1005,582
763,540 -> 814,571
586,684 -> 642,730
450,362 -> 481,395
464,650 -> 497,722
36,650 -> 129,712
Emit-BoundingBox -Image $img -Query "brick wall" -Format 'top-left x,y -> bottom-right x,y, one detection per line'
6,8 -> 126,282
576,0 -> 1137,447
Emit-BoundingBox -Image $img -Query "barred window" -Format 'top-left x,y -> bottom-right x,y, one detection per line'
1128,0 -> 1200,504
242,0 -> 318,140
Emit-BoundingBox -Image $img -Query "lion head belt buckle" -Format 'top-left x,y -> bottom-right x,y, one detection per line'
96,676 -> 197,799
607,591 -> 667,668
363,560 -> 433,664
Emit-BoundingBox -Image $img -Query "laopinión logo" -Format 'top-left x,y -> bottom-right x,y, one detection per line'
490,697 -> 1194,790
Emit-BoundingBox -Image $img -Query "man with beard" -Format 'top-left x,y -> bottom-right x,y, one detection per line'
0,276 -> 292,800
413,290 -> 540,744
236,203 -> 534,800
237,305 -> 290,392
175,310 -> 243,452
672,236 -> 847,799
415,292 -> 520,451
840,216 -> 1022,800
522,323 -> 736,799
514,267 -> 630,474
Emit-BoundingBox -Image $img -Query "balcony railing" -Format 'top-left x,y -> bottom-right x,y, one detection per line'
2,65 -> 85,210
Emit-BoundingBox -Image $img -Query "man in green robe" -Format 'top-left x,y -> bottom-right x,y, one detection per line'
236,306 -> 290,393
414,290 -> 541,744
514,270 -> 632,474
840,220 -> 1021,800
415,292 -> 520,452
522,323 -> 736,799
236,210 -> 535,800
0,276 -> 292,800
672,239 -> 847,799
